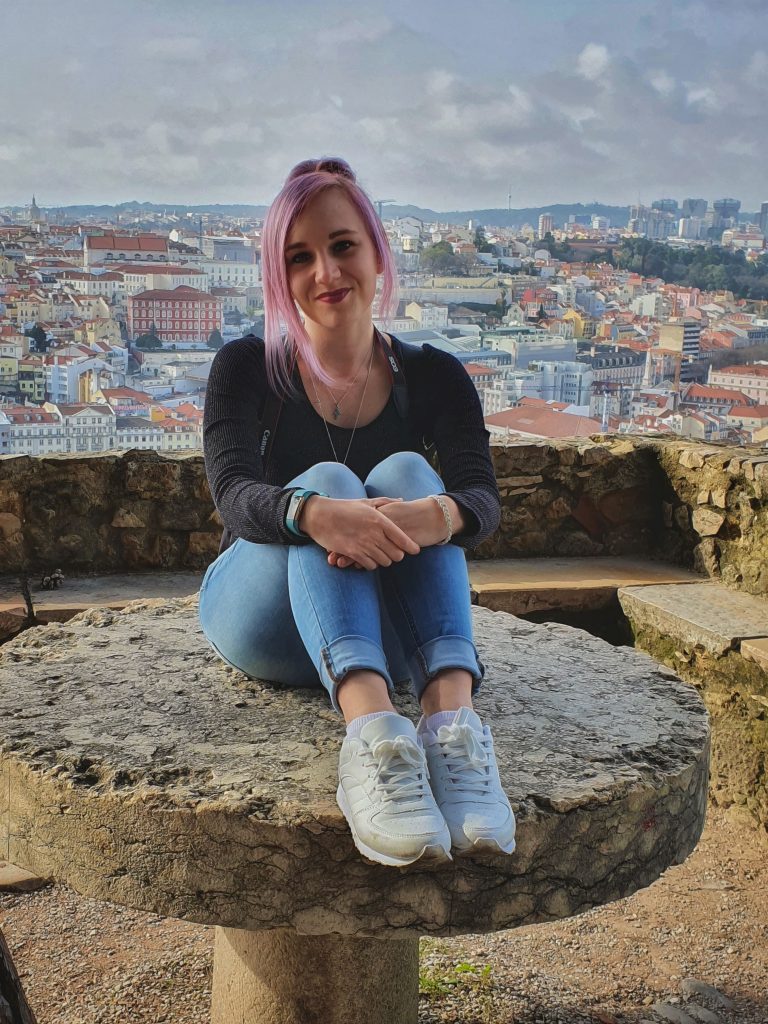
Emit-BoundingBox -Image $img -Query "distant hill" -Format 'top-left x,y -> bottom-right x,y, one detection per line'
21,200 -> 630,228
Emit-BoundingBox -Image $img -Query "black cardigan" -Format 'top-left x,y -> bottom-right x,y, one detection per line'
203,334 -> 500,551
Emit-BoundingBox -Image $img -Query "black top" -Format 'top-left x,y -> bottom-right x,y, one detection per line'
203,334 -> 500,550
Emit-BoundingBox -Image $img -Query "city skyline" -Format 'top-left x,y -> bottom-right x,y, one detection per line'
1,0 -> 767,210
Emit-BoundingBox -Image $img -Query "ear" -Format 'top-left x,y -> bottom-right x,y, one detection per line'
375,251 -> 384,275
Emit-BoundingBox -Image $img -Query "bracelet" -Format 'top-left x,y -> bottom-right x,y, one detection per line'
429,494 -> 453,545
285,489 -> 327,538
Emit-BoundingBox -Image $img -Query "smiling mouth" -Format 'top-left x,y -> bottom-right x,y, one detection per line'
316,288 -> 350,302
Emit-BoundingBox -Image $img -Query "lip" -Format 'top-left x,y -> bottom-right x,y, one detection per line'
316,288 -> 350,303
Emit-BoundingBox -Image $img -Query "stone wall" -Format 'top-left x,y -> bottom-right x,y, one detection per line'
1,440 -> 766,594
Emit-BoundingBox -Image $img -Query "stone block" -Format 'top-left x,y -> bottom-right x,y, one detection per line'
741,638 -> 768,674
0,860 -> 48,892
691,508 -> 725,537
679,450 -> 705,470
619,582 -> 768,656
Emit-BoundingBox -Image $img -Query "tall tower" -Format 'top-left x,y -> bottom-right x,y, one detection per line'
759,202 -> 768,235
712,198 -> 741,229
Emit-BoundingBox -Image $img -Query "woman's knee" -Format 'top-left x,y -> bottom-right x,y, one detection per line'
365,451 -> 443,500
291,461 -> 366,499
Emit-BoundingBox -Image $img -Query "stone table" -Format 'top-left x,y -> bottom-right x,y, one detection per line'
0,597 -> 709,1024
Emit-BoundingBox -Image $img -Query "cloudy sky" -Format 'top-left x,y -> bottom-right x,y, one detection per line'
1,0 -> 767,211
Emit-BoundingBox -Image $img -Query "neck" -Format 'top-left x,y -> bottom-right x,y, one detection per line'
303,316 -> 375,376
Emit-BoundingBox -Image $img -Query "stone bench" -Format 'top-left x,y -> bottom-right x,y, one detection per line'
619,581 -> 768,829
0,597 -> 709,1024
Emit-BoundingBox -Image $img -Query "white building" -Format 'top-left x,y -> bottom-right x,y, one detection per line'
45,354 -> 113,404
404,301 -> 449,329
200,260 -> 260,290
1,405 -> 64,455
484,326 -> 577,369
529,360 -> 593,406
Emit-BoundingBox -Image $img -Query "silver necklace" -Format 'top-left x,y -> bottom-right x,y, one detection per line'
309,340 -> 375,465
319,351 -> 370,420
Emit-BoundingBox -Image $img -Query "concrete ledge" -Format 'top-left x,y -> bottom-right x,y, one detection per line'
469,557 -> 702,615
0,571 -> 203,641
0,861 -> 49,893
618,582 -> 768,829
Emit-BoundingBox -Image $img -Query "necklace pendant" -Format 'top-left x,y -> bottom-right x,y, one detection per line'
332,404 -> 341,420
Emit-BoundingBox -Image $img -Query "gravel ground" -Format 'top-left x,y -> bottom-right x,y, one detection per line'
1,805 -> 766,1024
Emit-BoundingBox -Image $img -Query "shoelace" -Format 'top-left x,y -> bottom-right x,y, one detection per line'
435,723 -> 492,794
367,736 -> 429,806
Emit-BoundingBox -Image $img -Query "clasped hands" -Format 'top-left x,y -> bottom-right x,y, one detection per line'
300,495 -> 448,571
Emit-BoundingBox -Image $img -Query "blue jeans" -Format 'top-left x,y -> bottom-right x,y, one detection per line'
198,451 -> 484,713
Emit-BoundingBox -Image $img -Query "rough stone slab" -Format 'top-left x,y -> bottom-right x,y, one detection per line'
618,583 -> 768,656
741,637 -> 768,674
0,598 -> 709,938
0,860 -> 48,892
469,558 -> 702,615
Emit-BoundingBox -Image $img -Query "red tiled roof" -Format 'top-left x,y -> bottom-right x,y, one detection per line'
86,234 -> 167,251
463,362 -> 500,376
100,387 -> 150,400
129,285 -> 218,301
727,404 -> 768,419
2,407 -> 59,424
714,365 -> 768,379
485,407 -> 602,438
114,264 -> 204,275
684,383 -> 751,403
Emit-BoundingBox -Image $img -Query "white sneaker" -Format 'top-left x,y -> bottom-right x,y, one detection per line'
336,714 -> 452,867
418,707 -> 516,856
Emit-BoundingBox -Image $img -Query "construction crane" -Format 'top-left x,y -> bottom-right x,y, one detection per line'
375,199 -> 396,219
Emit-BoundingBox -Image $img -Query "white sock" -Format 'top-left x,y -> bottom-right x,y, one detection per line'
422,709 -> 461,735
345,710 -> 398,738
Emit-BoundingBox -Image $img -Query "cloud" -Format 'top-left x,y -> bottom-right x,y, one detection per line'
744,50 -> 768,86
141,36 -> 204,60
685,85 -> 722,111
0,1 -> 766,209
648,69 -> 675,96
576,43 -> 610,81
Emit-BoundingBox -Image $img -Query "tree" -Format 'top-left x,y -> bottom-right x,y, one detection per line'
25,322 -> 48,353
135,333 -> 162,350
207,328 -> 225,350
420,241 -> 469,277
135,321 -> 161,350
473,226 -> 493,252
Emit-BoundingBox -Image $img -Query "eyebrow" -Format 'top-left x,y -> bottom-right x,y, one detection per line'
285,229 -> 359,253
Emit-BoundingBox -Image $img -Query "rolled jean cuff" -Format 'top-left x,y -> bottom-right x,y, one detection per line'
320,634 -> 394,713
409,635 -> 485,702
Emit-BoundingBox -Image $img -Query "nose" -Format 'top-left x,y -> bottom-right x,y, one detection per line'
315,251 -> 342,287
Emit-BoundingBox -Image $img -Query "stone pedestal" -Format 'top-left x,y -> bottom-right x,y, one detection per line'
211,928 -> 418,1024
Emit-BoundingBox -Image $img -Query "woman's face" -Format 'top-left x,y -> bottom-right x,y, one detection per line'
284,188 -> 382,331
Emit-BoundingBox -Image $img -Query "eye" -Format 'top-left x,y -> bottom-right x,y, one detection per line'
288,251 -> 310,265
333,239 -> 354,253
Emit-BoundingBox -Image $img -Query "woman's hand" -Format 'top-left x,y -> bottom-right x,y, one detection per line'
328,497 -> 464,569
300,496 -> 420,571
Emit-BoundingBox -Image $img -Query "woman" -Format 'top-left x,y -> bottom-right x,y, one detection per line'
200,157 -> 515,867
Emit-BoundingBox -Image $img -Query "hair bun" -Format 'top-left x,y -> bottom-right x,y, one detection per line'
287,157 -> 356,183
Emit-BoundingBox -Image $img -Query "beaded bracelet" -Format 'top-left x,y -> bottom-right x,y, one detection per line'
429,494 -> 453,545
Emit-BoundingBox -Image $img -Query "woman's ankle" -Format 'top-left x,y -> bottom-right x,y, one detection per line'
337,670 -> 396,724
420,669 -> 473,718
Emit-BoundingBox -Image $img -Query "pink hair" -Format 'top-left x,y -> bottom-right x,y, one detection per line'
260,157 -> 399,396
